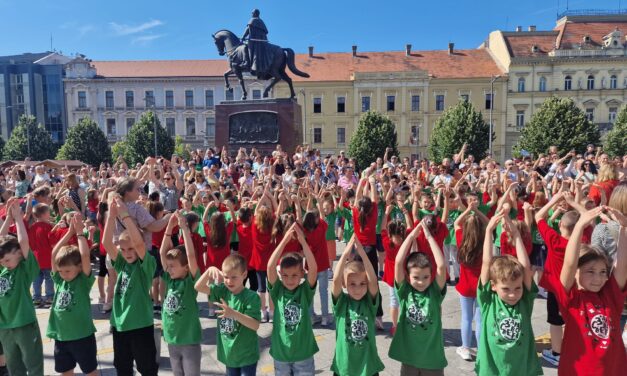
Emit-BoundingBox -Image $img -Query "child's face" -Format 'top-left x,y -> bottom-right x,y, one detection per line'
280,265 -> 304,291
491,277 -> 524,306
117,239 -> 139,263
408,267 -> 432,292
39,211 -> 51,223
344,271 -> 368,300
420,197 -> 432,209
0,250 -> 23,270
222,267 -> 247,294
182,200 -> 192,211
322,201 -> 333,215
575,260 -> 608,293
165,259 -> 189,280
57,264 -> 82,282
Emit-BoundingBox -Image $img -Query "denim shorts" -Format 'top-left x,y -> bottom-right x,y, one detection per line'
274,357 -> 315,376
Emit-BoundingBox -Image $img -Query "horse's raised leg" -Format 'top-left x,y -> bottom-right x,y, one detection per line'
223,69 -> 233,91
279,69 -> 296,99
234,69 -> 247,100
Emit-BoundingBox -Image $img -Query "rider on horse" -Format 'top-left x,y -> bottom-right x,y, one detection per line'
241,9 -> 271,76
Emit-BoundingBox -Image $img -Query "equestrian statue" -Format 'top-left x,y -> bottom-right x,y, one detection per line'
212,9 -> 310,100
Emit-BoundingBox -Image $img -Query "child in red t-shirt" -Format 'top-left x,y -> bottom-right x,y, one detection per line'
556,206 -> 627,376
235,206 -> 257,291
28,203 -> 54,307
301,210 -> 331,326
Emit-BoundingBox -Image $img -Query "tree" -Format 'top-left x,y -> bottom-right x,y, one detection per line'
0,136 -> 5,159
604,105 -> 627,158
348,111 -> 399,172
428,100 -> 491,163
57,117 -> 112,166
125,111 -> 174,165
514,97 -> 600,156
3,115 -> 57,160
111,141 -> 129,162
174,135 -> 192,161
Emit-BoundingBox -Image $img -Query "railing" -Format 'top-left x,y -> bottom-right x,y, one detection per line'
557,9 -> 627,18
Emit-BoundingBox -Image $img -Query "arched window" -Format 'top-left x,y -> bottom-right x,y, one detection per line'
564,75 -> 572,91
610,75 -> 617,89
518,77 -> 526,92
587,75 -> 595,90
539,77 -> 547,92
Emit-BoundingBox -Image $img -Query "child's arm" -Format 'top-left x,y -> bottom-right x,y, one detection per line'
115,198 -> 146,260
522,202 -> 534,231
72,214 -> 92,276
178,212 -> 198,277
214,298 -> 260,332
613,217 -> 627,290
296,225 -> 318,287
480,212 -> 504,285
160,214 -> 179,273
10,200 -> 30,258
395,223 -> 421,285
332,235 -> 356,298
560,207 -> 604,291
102,197 -> 119,261
454,206 -> 473,231
534,191 -> 563,222
51,218 -> 77,273
0,198 -> 17,236
421,219 -> 447,290
194,266 -> 223,295
353,237 -> 378,298
267,224 -> 296,285
503,215 -> 533,290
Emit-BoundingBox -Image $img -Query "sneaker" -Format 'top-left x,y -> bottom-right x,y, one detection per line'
538,288 -> 548,299
264,310 -> 270,323
457,346 -> 473,361
98,296 -> 106,304
101,301 -> 113,313
321,315 -> 328,327
41,298 -> 53,309
153,304 -> 162,314
33,298 -> 42,307
311,314 -> 321,324
375,317 -> 384,331
268,310 -> 274,323
260,310 -> 268,323
541,349 -> 560,366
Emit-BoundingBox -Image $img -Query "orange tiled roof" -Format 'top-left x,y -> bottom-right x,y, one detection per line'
91,48 -> 503,81
556,20 -> 627,49
502,33 -> 558,57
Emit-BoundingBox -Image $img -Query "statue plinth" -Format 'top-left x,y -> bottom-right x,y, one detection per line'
215,98 -> 302,154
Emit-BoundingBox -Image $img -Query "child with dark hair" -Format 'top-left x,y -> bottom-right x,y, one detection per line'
236,206 -> 258,291
28,202 -> 54,308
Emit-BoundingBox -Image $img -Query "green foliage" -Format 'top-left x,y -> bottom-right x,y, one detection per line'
0,136 -> 5,158
124,111 -> 174,165
428,100 -> 492,163
514,97 -> 600,156
111,141 -> 129,162
3,115 -> 57,160
348,111 -> 399,171
603,105 -> 627,158
174,135 -> 192,161
56,117 -> 112,166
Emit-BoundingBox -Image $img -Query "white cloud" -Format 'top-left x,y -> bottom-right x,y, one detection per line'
110,19 -> 163,36
132,34 -> 165,45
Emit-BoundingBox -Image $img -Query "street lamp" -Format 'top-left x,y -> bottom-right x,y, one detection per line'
489,75 -> 501,157
299,89 -> 307,145
143,98 -> 158,157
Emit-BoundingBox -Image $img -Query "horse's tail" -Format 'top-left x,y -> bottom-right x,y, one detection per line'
283,48 -> 310,78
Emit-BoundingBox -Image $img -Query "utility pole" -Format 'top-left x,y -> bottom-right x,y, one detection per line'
489,75 -> 501,157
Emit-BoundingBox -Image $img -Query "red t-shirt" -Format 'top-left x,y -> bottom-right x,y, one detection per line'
87,197 -> 99,214
28,221 -> 53,269
179,232 -> 207,273
152,227 -> 167,249
381,229 -> 402,287
304,220 -> 330,272
236,220 -> 253,269
250,219 -> 273,271
204,221 -> 234,269
555,276 -> 627,376
588,179 -> 619,206
537,219 -> 569,292
48,227 -> 79,249
454,229 -> 482,298
415,220 -> 448,281
352,204 -> 378,246
499,232 -> 533,257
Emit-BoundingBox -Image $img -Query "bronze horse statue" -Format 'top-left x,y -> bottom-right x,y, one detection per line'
212,29 -> 309,100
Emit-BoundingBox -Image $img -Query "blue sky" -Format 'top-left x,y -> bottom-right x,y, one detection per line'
0,0 -> 624,61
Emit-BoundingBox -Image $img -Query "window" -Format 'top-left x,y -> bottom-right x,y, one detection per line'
185,90 -> 194,108
460,94 -> 469,102
337,96 -> 346,113
205,89 -> 214,107
435,95 -> 444,111
410,125 -> 419,145
609,107 -> 618,123
106,118 -> 116,136
126,118 -> 135,133
252,89 -> 261,100
165,118 -> 175,136
485,93 -> 493,110
516,110 -> 525,128
105,90 -> 114,109
539,76 -> 547,92
186,117 -> 196,136
225,89 -> 234,101
361,96 -> 370,112
78,91 -> 87,109
386,95 -> 395,111
206,117 -> 216,138
610,75 -> 617,89
337,127 -> 345,144
587,75 -> 595,90
313,127 -> 322,143
517,77 -> 526,92
125,91 -> 134,108
411,95 -> 420,111
585,108 -> 594,122
313,97 -> 322,113
165,90 -> 174,109
564,75 -> 572,91
145,91 -> 155,107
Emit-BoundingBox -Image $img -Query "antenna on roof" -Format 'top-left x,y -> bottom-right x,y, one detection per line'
557,0 -> 560,18
50,33 -> 53,51
505,15 -> 509,31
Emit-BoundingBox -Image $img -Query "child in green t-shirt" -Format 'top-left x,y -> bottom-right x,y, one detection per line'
102,196 -> 158,376
330,235 -> 384,376
47,213 -> 98,375
195,254 -> 261,374
0,198 -> 44,376
160,211 -> 202,376
267,223 -> 319,375
388,219 -> 448,375
475,207 -> 542,376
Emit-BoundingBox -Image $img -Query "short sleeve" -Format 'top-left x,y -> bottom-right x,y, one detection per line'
85,273 -> 96,290
268,279 -> 282,300
208,283 -> 225,303
140,254 -> 157,281
113,254 -> 126,272
332,291 -> 347,315
553,277 -> 576,309
24,251 -> 40,282
51,271 -> 63,285
476,280 -> 493,311
367,291 -> 380,316
303,280 -> 316,301
244,291 -> 261,321
394,281 -> 410,300
523,280 -> 538,307
537,219 -> 561,251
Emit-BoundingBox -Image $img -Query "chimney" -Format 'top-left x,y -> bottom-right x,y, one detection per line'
448,42 -> 454,55
405,44 -> 412,56
516,26 -> 522,32
308,46 -> 314,57
352,45 -> 357,57
528,25 -> 536,32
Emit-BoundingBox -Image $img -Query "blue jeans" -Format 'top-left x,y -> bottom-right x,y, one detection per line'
309,270 -> 329,317
274,357 -> 315,376
33,269 -> 53,300
226,362 -> 257,376
459,295 -> 481,349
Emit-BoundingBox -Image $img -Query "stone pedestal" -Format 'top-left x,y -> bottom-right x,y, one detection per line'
215,98 -> 302,154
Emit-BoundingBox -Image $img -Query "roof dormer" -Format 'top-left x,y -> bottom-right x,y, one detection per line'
602,28 -> 624,49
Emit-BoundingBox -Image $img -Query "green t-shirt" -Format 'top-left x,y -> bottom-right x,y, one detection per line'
417,208 -> 435,220
225,211 -> 238,243
162,271 -> 202,345
331,292 -> 385,376
191,206 -> 206,237
531,224 -> 544,245
209,283 -> 261,368
338,206 -> 354,243
268,279 -> 319,362
389,202 -> 411,224
47,272 -> 96,341
375,201 -> 385,234
110,255 -> 156,332
444,209 -> 461,246
476,280 -> 542,376
325,211 -> 338,241
0,251 -> 39,329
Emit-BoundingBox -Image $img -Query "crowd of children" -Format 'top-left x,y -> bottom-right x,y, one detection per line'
0,144 -> 625,376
